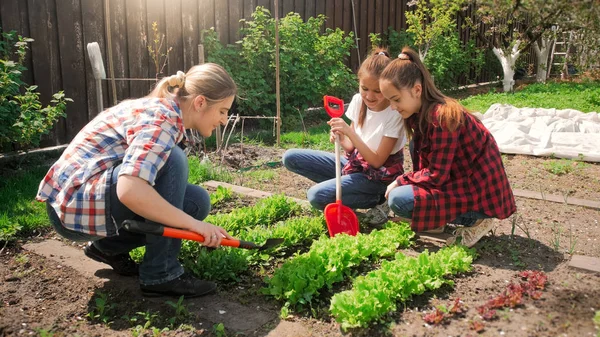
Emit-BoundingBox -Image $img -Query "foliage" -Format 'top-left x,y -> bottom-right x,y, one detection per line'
263,222 -> 414,309
405,0 -> 466,61
0,28 -> 71,151
203,7 -> 356,130
187,156 -> 233,184
459,81 -> 600,113
209,186 -> 234,206
165,296 -> 189,328
371,29 -> 485,90
0,165 -> 50,242
87,292 -> 114,324
329,245 -> 475,330
144,22 -> 173,79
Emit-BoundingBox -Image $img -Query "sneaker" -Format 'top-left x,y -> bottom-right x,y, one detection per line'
364,203 -> 391,225
84,242 -> 139,276
141,273 -> 217,298
446,219 -> 495,247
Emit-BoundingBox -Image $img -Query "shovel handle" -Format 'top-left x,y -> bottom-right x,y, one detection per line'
122,220 -> 257,249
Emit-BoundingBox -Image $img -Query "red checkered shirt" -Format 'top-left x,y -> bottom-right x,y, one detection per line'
396,105 -> 516,231
36,98 -> 185,237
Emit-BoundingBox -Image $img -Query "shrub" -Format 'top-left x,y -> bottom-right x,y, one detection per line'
203,7 -> 356,130
0,28 -> 71,152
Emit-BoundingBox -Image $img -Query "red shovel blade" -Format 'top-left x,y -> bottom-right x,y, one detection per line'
324,95 -> 344,118
324,200 -> 359,237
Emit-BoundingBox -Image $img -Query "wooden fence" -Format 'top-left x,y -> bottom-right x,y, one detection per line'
0,0 -> 534,146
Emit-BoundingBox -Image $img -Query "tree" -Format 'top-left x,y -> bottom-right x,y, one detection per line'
406,0 -> 466,61
461,0 -> 570,91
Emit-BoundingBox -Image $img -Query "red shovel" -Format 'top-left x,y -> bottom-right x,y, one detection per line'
323,95 -> 359,237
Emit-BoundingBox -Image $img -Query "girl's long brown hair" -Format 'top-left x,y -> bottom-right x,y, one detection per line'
380,46 -> 465,138
356,49 -> 392,128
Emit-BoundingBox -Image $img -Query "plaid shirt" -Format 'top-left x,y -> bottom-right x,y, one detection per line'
343,149 -> 405,184
397,106 -> 516,231
36,98 -> 185,237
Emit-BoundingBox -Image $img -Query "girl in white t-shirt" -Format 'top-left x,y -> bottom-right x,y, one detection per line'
283,49 -> 407,224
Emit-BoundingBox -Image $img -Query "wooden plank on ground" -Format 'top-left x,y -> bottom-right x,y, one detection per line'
203,180 -> 310,207
512,189 -> 600,210
569,255 -> 600,273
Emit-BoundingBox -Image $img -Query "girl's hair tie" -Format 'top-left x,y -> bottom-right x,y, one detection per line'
168,71 -> 186,88
398,53 -> 410,60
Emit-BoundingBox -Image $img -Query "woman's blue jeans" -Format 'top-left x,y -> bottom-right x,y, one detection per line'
46,146 -> 210,285
282,149 -> 386,210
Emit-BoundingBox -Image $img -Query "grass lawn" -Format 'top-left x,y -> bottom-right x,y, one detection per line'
460,81 -> 600,113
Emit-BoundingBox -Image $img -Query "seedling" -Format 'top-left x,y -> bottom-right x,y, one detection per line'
166,295 -> 189,327
87,292 -> 114,324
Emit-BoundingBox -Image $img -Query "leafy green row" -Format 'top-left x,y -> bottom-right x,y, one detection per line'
263,222 -> 414,308
329,245 -> 475,330
205,194 -> 303,235
180,216 -> 327,282
209,186 -> 234,206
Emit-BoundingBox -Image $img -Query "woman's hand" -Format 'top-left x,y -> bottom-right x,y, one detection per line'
328,118 -> 354,139
385,180 -> 399,199
190,221 -> 233,248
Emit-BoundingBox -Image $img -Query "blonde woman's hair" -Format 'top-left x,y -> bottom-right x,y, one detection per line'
148,63 -> 237,105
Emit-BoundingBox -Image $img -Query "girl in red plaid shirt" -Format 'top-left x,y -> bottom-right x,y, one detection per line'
379,47 -> 516,247
283,49 -> 407,225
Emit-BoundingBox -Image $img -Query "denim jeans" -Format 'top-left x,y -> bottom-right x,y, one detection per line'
47,146 -> 211,285
282,149 -> 386,210
387,184 -> 490,226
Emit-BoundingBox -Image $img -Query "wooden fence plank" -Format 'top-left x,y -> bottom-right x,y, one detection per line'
398,0 -> 406,30
334,0 -> 343,28
229,0 -> 243,42
316,0 -> 325,16
325,0 -> 335,29
55,0 -> 88,141
256,0 -> 271,13
283,0 -> 294,16
375,0 -> 383,34
166,0 -> 184,75
109,0 -> 130,101
215,0 -> 229,44
27,0 -> 64,145
81,0 -> 108,118
343,0 -> 351,36
294,0 -> 305,18
388,0 -> 396,32
382,0 -> 389,32
349,0 -> 360,70
244,0 -> 257,19
126,0 -> 151,98
182,0 -> 199,69
359,0 -> 368,60
305,0 -> 316,19
199,0 -> 216,32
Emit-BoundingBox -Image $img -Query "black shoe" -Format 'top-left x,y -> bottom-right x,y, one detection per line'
84,242 -> 139,276
140,273 -> 217,298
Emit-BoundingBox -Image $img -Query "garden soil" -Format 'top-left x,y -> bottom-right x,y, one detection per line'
1,143 -> 599,337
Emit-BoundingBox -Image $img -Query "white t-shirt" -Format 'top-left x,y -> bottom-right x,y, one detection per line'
345,93 -> 406,154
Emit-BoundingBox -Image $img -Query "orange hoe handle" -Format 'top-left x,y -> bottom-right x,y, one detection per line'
122,220 -> 254,249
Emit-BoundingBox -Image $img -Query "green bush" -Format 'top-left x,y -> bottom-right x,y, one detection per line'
0,28 -> 71,152
371,29 -> 486,90
203,7 -> 356,130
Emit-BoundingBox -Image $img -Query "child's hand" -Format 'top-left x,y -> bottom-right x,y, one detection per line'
385,180 -> 399,199
328,118 -> 353,138
191,221 -> 233,247
329,130 -> 344,143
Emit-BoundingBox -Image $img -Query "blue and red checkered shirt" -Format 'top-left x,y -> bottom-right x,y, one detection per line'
36,98 -> 185,236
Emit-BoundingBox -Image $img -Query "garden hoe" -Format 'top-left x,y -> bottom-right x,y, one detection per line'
122,220 -> 284,251
322,95 -> 359,237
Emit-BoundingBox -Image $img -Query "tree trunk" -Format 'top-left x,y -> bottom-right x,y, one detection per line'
533,37 -> 552,82
493,41 -> 521,92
